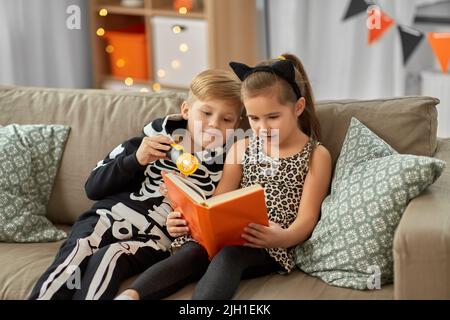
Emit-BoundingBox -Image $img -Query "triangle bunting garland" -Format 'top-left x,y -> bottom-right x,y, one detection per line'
427,32 -> 450,73
398,25 -> 424,65
342,0 -> 373,21
343,0 -> 450,72
367,9 -> 394,45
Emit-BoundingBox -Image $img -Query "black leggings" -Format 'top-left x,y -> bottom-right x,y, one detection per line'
130,242 -> 282,300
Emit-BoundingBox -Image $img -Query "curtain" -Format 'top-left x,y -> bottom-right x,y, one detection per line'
267,0 -> 441,100
0,0 -> 92,88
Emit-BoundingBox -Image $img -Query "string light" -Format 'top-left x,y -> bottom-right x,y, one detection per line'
124,77 -> 134,86
140,88 -> 149,93
116,59 -> 125,68
179,43 -> 189,52
96,28 -> 105,36
172,26 -> 181,34
99,9 -> 108,16
179,7 -> 188,14
157,69 -> 166,78
171,60 -> 181,69
105,45 -> 114,53
152,83 -> 161,91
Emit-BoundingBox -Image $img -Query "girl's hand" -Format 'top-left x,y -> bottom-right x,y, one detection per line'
242,221 -> 287,249
166,211 -> 189,238
136,135 -> 173,165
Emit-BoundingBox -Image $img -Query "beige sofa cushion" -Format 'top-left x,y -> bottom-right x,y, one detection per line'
0,225 -> 70,300
316,96 -> 439,166
164,272 -> 393,300
0,225 -> 393,301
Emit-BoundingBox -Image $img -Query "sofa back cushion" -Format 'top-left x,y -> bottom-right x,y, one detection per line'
0,87 -> 439,225
316,96 -> 439,167
0,87 -> 185,224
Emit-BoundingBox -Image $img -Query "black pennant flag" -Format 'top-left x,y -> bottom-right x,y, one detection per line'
398,25 -> 424,65
342,0 -> 374,21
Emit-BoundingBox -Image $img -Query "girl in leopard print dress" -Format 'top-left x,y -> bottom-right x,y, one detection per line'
117,53 -> 332,300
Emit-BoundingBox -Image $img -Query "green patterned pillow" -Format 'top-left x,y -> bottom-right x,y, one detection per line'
0,124 -> 70,242
294,117 -> 445,290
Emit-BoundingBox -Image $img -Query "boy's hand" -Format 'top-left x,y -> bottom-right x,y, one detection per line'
166,211 -> 189,238
136,135 -> 173,165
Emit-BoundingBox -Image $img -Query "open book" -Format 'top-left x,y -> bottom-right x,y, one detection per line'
162,171 -> 269,258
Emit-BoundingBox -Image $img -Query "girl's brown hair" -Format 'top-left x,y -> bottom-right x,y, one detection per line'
241,53 -> 321,140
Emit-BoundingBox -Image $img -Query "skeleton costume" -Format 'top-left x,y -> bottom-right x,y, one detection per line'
28,114 -> 226,300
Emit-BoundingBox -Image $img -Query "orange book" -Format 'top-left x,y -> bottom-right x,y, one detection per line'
162,171 -> 269,259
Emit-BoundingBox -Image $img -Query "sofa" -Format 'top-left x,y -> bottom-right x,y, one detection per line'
0,85 -> 449,300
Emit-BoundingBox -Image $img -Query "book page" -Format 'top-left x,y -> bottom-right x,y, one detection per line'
170,174 -> 207,203
205,184 -> 262,207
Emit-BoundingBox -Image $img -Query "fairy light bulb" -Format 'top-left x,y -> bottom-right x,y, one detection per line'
105,45 -> 114,53
179,7 -> 188,14
157,69 -> 166,78
171,60 -> 181,69
96,28 -> 105,36
179,43 -> 189,52
99,9 -> 108,16
116,59 -> 125,68
172,26 -> 181,34
124,77 -> 133,86
152,83 -> 161,91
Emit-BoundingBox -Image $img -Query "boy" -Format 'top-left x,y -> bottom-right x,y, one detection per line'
28,70 -> 242,300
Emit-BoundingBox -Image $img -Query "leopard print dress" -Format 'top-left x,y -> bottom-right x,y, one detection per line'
240,135 -> 320,273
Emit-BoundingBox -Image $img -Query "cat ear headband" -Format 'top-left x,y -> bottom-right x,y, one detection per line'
229,58 -> 302,100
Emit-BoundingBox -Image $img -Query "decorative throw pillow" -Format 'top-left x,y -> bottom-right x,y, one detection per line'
0,124 -> 70,242
294,117 -> 445,290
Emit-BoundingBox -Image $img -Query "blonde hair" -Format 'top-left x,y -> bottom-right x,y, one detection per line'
241,53 -> 321,140
187,69 -> 242,109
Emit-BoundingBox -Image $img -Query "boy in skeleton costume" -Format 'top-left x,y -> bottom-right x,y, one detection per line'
29,70 -> 242,300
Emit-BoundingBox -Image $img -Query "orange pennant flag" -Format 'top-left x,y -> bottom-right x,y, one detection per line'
367,7 -> 394,45
427,32 -> 450,73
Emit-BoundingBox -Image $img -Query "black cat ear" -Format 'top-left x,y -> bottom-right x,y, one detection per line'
271,60 -> 296,83
272,60 -> 302,99
229,62 -> 254,81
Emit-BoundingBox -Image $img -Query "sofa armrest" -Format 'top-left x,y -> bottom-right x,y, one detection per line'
393,138 -> 450,299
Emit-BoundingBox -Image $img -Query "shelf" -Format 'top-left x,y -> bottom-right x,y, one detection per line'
94,4 -> 205,19
151,9 -> 205,19
90,0 -> 258,89
95,4 -> 152,16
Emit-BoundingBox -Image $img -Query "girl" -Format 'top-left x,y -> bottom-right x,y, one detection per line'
116,53 -> 332,300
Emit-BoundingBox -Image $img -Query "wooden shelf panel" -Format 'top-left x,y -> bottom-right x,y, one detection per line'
94,4 -> 205,19
95,4 -> 151,16
151,9 -> 205,19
